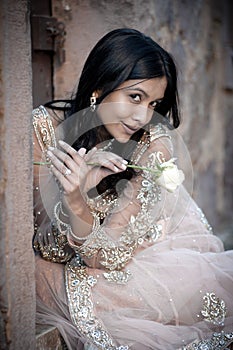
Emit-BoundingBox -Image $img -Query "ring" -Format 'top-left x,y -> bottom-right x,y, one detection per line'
64,168 -> 72,176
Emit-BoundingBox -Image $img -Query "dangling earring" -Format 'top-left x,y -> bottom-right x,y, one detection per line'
90,93 -> 97,112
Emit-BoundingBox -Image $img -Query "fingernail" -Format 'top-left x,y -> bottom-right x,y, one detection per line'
121,164 -> 127,170
59,140 -> 65,145
114,166 -> 119,172
48,146 -> 55,151
78,148 -> 86,156
122,159 -> 128,164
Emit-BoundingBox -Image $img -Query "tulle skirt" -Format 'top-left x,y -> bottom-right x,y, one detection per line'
36,229 -> 233,350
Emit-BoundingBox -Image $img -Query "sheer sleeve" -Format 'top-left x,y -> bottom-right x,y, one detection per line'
69,124 -> 175,270
33,106 -> 74,263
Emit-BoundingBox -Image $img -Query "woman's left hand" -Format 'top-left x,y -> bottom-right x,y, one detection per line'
46,141 -> 127,210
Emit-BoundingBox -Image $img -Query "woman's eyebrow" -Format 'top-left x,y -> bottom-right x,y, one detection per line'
124,87 -> 149,98
124,87 -> 164,102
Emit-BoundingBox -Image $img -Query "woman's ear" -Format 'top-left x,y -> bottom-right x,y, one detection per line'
92,91 -> 98,98
92,89 -> 102,98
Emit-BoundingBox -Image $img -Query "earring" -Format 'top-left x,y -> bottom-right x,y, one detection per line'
90,93 -> 97,112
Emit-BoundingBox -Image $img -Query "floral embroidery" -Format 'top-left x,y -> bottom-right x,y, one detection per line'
78,150 -> 163,272
182,331 -> 233,350
99,246 -> 135,271
86,190 -> 118,220
201,292 -> 227,326
32,105 -> 57,153
65,256 -> 129,350
78,226 -> 136,271
77,125 -> 169,273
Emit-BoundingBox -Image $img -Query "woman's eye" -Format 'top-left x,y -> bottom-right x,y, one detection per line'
130,94 -> 141,102
151,101 -> 158,108
151,100 -> 162,109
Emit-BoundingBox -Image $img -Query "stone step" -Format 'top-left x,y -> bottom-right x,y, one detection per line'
36,325 -> 67,350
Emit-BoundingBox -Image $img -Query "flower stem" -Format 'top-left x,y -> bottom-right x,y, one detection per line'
33,161 -> 161,175
33,161 -> 51,165
126,164 -> 159,174
87,162 -> 160,175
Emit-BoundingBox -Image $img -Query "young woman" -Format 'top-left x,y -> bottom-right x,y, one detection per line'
33,28 -> 233,350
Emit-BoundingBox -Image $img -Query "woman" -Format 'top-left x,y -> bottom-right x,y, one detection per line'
33,28 -> 233,349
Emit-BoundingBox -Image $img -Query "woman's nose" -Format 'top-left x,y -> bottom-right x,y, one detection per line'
131,105 -> 152,125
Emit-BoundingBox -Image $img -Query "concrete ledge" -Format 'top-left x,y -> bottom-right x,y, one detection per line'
36,325 -> 66,350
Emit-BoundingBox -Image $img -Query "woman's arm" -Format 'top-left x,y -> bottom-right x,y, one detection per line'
33,106 -> 74,262
52,132 -> 178,270
47,141 -> 128,239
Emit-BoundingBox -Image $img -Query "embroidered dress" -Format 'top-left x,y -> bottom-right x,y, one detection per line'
33,106 -> 233,350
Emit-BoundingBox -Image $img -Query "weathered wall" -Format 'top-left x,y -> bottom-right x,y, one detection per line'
0,0 -> 35,349
52,0 -> 233,246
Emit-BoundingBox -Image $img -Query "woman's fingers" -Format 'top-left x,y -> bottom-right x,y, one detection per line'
51,140 -> 128,173
58,140 -> 87,162
47,146 -> 85,172
46,141 -> 129,193
49,163 -> 73,193
85,149 -> 128,173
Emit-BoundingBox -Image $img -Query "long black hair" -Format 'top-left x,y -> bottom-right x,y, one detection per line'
46,28 -> 180,195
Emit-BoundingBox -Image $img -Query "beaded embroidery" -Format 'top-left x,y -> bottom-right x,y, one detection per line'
103,270 -> 132,284
77,151 -> 163,271
196,207 -> 213,233
77,124 -> 168,273
182,331 -> 233,350
86,190 -> 118,220
65,256 -> 129,350
120,152 -> 162,247
201,292 -> 227,326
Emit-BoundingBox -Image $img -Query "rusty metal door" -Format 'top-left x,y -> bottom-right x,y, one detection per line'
31,0 -> 66,107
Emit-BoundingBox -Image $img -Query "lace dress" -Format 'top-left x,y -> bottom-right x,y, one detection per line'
33,106 -> 233,350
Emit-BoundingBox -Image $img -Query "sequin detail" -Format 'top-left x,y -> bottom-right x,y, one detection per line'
196,207 -> 213,233
65,257 -> 129,350
182,331 -> 233,350
86,190 -> 118,220
120,152 -> 162,247
103,270 -> 132,284
201,292 -> 227,326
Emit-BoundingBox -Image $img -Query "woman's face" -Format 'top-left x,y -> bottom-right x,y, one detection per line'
97,77 -> 167,143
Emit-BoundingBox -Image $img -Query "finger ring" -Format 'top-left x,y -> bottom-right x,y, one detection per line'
64,168 -> 72,176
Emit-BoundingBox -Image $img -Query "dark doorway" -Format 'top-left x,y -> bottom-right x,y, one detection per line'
30,1 -> 66,107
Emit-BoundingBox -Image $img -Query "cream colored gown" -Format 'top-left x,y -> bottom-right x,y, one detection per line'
33,106 -> 233,350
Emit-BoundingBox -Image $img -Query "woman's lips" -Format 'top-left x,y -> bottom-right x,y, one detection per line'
121,122 -> 139,135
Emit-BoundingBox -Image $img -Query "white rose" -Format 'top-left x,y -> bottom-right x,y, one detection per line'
156,162 -> 185,192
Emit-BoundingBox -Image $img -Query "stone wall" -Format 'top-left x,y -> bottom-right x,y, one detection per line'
0,0 -> 35,348
52,0 -> 233,247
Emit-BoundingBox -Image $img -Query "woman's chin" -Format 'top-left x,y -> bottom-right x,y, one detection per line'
114,136 -> 130,143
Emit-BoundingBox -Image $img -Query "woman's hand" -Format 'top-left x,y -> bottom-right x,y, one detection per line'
46,140 -> 127,211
